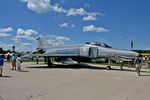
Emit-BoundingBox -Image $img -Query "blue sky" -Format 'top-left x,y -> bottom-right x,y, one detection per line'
0,0 -> 150,52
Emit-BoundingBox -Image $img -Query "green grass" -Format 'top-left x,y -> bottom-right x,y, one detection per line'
21,58 -> 44,62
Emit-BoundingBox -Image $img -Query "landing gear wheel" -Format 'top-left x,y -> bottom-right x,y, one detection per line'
48,62 -> 53,68
47,57 -> 53,68
106,66 -> 111,70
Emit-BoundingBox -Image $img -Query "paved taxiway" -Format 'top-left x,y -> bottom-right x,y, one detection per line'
0,62 -> 150,100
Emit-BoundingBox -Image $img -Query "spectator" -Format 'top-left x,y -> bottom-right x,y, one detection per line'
120,60 -> 124,70
7,53 -> 11,63
36,56 -> 39,64
0,55 -> 4,77
134,55 -> 142,76
11,53 -> 17,70
16,54 -> 22,71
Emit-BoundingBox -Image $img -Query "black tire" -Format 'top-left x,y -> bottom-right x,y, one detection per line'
47,57 -> 53,68
48,63 -> 53,68
106,66 -> 111,70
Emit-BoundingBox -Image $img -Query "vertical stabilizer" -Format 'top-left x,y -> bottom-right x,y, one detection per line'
36,37 -> 52,50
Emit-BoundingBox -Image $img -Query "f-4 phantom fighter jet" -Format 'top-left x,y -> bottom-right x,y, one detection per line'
36,38 -> 139,69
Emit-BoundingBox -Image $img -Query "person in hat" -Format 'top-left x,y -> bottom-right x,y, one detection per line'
7,53 -> 11,63
134,55 -> 142,76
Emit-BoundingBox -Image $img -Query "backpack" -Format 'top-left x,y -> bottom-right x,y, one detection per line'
135,58 -> 141,64
0,58 -> 3,66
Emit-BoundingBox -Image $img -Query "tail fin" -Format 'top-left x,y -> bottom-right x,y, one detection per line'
36,37 -> 52,50
131,40 -> 133,48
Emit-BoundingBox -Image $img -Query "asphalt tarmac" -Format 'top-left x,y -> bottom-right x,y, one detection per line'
0,62 -> 150,100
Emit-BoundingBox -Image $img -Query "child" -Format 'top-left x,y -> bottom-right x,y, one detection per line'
16,54 -> 22,71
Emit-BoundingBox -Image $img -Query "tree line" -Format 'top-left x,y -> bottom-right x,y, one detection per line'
0,48 -> 15,54
132,50 -> 150,53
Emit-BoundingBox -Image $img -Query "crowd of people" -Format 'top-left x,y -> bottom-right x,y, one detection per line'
0,53 -> 22,77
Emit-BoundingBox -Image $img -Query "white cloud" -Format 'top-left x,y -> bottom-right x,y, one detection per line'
51,3 -> 67,13
21,0 -> 103,21
146,48 -> 150,50
0,33 -> 11,37
83,12 -> 104,21
59,23 -> 75,28
42,34 -> 70,41
59,23 -> 68,27
88,12 -> 104,16
11,37 -> 19,43
84,3 -> 90,8
10,35 -> 36,52
16,45 -> 35,52
11,28 -> 38,43
71,24 -> 75,27
0,42 -> 13,50
22,43 -> 32,46
83,15 -> 97,21
21,0 -> 51,13
67,8 -> 87,16
0,27 -> 38,52
16,35 -> 35,40
55,36 -> 70,41
41,34 -> 70,46
83,25 -> 109,32
0,27 -> 13,33
17,28 -> 24,35
66,8 -> 104,21
25,29 -> 38,35
17,28 -> 38,36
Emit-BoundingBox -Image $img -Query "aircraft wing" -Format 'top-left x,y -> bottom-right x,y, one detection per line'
109,57 -> 132,61
43,47 -> 81,57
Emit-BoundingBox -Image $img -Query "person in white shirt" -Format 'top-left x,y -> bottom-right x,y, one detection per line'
16,54 -> 22,71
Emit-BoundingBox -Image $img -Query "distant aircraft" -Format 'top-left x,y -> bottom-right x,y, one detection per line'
36,38 -> 139,69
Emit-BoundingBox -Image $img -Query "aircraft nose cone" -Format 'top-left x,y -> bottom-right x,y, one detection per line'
132,51 -> 139,57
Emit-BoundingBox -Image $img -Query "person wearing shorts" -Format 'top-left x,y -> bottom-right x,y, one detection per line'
134,55 -> 142,76
11,54 -> 17,70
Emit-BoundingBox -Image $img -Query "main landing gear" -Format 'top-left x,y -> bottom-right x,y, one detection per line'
106,59 -> 112,70
47,57 -> 53,67
106,66 -> 111,70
